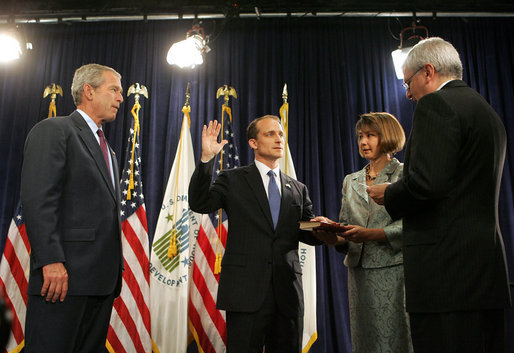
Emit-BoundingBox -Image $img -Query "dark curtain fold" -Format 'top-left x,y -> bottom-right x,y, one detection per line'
0,17 -> 512,353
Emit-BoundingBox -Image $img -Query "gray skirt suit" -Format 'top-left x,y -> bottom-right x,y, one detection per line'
337,158 -> 412,353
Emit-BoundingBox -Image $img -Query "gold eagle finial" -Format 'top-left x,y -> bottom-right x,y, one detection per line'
127,83 -> 149,103
216,84 -> 237,106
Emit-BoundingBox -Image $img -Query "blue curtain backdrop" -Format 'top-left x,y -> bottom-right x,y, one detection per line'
0,16 -> 512,353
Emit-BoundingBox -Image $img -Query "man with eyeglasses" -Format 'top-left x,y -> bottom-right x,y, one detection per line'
368,37 -> 510,353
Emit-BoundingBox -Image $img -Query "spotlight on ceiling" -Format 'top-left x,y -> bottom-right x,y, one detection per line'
167,23 -> 210,69
0,25 -> 33,63
391,18 -> 429,79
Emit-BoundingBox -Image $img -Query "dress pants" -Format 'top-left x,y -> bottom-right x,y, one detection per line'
226,284 -> 302,353
409,309 -> 507,353
25,292 -> 116,353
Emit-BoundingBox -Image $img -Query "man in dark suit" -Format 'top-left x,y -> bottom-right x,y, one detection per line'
368,37 -> 511,352
189,115 -> 322,353
21,63 -> 124,352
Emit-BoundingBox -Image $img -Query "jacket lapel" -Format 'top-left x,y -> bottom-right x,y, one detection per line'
244,164 -> 275,230
70,111 -> 117,202
375,158 -> 400,184
278,172 -> 294,227
351,169 -> 368,202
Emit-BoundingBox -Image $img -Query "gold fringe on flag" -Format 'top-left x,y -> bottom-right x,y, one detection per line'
126,83 -> 149,200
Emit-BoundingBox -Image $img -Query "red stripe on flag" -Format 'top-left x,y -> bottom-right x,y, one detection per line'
120,259 -> 151,333
122,212 -> 149,283
0,277 -> 25,345
2,238 -> 28,304
135,207 -> 148,234
188,300 -> 216,353
191,261 -> 225,332
18,225 -> 30,254
107,324 -> 127,353
112,297 -> 145,353
195,227 -> 217,273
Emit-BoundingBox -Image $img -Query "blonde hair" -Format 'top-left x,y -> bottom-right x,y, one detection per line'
356,112 -> 405,156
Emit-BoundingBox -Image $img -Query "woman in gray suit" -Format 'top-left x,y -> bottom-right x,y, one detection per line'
333,112 -> 412,352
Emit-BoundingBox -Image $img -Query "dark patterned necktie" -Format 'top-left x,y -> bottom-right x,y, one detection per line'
97,129 -> 111,175
267,170 -> 281,228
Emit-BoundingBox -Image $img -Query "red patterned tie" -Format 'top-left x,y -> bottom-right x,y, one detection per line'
97,129 -> 111,175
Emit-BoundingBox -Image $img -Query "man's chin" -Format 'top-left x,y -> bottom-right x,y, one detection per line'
102,115 -> 117,124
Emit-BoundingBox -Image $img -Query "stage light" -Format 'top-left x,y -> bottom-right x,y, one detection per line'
167,24 -> 210,69
0,26 -> 33,63
391,18 -> 429,79
0,31 -> 22,62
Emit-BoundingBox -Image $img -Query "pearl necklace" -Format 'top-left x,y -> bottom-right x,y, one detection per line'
365,164 -> 377,181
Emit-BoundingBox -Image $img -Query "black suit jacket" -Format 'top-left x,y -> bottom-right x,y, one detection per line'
189,160 -> 321,317
21,111 -> 123,297
385,80 -> 511,313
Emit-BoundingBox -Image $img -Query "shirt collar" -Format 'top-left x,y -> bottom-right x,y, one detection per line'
436,79 -> 454,91
254,159 -> 280,178
76,109 -> 102,136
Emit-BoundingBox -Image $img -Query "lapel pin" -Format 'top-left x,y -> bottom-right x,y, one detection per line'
285,183 -> 291,189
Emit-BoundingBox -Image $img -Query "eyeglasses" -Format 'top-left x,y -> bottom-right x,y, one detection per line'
402,67 -> 424,90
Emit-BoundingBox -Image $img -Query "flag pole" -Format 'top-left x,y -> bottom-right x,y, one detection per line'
167,83 -> 191,259
126,83 -> 148,200
214,85 -> 237,274
279,83 -> 289,175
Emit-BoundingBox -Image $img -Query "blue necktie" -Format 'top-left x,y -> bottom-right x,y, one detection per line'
267,170 -> 281,229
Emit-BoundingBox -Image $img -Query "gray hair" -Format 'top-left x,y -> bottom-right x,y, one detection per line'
71,64 -> 121,105
403,37 -> 463,80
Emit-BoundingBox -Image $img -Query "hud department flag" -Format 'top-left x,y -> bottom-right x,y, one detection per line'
150,110 -> 200,353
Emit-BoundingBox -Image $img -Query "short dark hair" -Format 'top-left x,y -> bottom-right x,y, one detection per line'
246,115 -> 281,141
356,112 -> 405,156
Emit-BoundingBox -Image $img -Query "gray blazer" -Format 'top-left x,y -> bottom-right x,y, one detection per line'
338,158 -> 403,268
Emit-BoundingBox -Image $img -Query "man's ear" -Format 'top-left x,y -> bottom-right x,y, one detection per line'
83,84 -> 94,101
248,138 -> 257,150
424,63 -> 437,80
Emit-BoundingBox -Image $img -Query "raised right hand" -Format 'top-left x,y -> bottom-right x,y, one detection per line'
201,120 -> 228,162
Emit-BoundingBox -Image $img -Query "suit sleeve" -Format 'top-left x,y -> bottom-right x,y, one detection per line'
20,120 -> 66,269
385,93 -> 461,220
298,183 -> 323,246
188,159 -> 226,213
335,176 -> 350,253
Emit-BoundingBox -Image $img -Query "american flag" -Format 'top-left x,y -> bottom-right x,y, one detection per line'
107,116 -> 151,353
0,204 -> 28,353
189,114 -> 240,353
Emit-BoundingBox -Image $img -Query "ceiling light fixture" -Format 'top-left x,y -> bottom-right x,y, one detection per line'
167,23 -> 210,69
391,14 -> 429,79
0,24 -> 33,63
